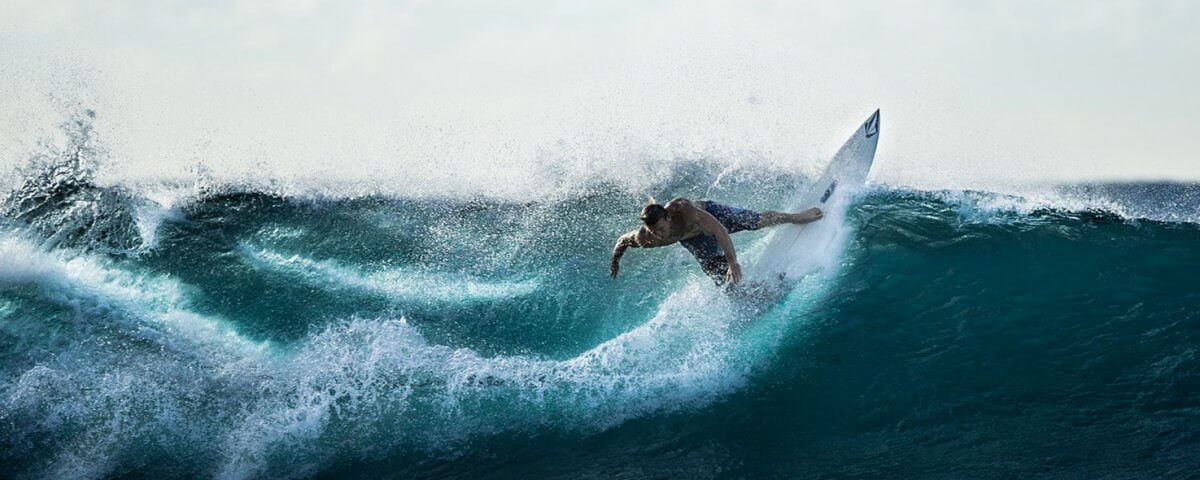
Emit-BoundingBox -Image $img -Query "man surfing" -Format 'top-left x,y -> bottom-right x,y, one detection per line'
610,198 -> 824,286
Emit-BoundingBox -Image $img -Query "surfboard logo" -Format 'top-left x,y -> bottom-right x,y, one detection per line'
864,112 -> 879,138
820,180 -> 838,203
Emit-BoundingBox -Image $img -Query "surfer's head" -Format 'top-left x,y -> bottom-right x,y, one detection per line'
640,200 -> 669,236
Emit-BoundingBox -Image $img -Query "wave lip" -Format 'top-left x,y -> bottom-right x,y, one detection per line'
868,182 -> 1200,226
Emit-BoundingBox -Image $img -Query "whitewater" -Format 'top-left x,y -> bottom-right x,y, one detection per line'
2,112 -> 1198,479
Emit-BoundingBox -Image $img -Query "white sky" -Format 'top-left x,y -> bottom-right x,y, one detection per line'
2,0 -> 1198,195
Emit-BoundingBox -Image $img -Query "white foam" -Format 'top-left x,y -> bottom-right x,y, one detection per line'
130,185 -> 187,250
216,277 -> 822,478
237,244 -> 540,305
0,297 -> 14,317
0,233 -> 268,357
912,186 -> 1136,224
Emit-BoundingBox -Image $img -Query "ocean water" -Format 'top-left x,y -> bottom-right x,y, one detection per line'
2,124 -> 1199,479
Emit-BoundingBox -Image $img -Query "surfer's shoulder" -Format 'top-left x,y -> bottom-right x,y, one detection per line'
664,197 -> 693,212
630,227 -> 653,245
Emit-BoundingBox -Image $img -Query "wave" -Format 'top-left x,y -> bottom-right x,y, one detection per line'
0,110 -> 160,256
883,183 -> 1200,226
0,224 -> 828,478
3,113 -> 1199,477
3,181 -> 1198,477
0,234 -> 272,477
214,280 -> 793,479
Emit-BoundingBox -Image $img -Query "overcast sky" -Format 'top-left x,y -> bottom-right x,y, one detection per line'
2,0 -> 1198,194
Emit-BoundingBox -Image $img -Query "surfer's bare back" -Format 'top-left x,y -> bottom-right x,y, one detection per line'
610,198 -> 823,286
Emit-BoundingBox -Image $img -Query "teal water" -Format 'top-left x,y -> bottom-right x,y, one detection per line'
2,144 -> 1199,478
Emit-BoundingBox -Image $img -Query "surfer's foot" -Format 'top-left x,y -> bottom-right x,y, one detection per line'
794,207 -> 823,223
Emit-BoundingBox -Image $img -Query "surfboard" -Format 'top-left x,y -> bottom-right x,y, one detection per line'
749,109 -> 880,284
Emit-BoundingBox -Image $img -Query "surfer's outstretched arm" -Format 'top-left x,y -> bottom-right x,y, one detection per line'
610,230 -> 640,279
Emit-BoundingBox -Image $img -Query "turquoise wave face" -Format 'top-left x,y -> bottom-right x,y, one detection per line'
2,165 -> 1199,478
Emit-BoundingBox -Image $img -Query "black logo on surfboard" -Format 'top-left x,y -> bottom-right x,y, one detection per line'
820,180 -> 838,203
864,112 -> 879,138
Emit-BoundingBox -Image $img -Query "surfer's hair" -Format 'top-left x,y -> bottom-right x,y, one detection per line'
640,201 -> 667,226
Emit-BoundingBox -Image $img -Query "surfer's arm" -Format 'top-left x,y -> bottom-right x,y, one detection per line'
692,208 -> 743,283
610,230 -> 640,279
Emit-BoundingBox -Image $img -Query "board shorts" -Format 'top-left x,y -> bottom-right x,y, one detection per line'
678,200 -> 762,284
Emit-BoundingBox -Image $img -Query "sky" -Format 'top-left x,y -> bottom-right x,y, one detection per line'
2,0 -> 1198,196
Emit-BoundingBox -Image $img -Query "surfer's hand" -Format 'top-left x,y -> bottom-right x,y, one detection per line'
804,207 -> 824,222
726,261 -> 743,284
610,262 -> 619,279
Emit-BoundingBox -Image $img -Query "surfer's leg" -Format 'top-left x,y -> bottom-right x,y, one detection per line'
680,233 -> 729,286
698,257 -> 730,286
702,202 -> 763,233
755,208 -> 823,228
756,211 -> 793,227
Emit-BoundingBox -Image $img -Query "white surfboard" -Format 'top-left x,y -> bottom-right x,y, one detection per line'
750,109 -> 880,284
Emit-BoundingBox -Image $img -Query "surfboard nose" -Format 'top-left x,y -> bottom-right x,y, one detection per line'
864,109 -> 881,138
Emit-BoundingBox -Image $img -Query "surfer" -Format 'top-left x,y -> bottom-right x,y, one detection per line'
610,198 -> 823,286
